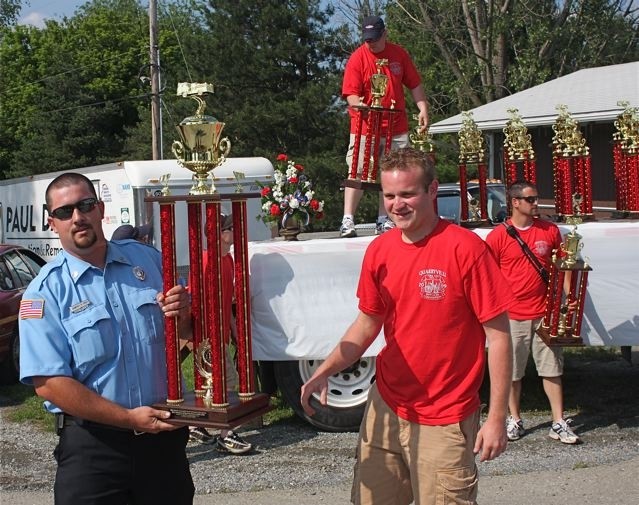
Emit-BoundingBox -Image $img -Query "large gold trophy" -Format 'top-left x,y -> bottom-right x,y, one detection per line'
148,83 -> 271,428
457,112 -> 489,227
171,82 -> 231,194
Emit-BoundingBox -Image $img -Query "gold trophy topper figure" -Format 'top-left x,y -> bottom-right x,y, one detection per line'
233,171 -> 246,193
171,82 -> 231,195
158,173 -> 171,196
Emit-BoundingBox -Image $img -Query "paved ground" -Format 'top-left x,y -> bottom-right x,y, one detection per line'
3,455 -> 639,504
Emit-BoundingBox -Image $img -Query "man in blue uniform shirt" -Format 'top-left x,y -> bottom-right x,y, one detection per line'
19,172 -> 194,505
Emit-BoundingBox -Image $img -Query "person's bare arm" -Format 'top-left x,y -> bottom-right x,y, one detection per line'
410,84 -> 429,131
346,94 -> 364,107
300,311 -> 383,416
33,376 -> 176,433
474,311 -> 512,461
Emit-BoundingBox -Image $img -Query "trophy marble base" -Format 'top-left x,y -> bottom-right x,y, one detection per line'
536,325 -> 584,347
342,179 -> 381,191
153,392 -> 272,430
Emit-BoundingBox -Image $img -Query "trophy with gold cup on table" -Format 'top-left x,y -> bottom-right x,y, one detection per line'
147,82 -> 271,428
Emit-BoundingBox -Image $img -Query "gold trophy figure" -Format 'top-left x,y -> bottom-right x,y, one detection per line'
171,83 -> 231,194
194,341 -> 216,407
370,59 -> 389,108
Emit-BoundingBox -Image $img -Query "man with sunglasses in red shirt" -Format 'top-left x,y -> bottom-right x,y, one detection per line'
486,181 -> 580,445
19,172 -> 195,504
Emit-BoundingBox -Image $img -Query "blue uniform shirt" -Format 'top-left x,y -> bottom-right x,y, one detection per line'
19,240 -> 169,413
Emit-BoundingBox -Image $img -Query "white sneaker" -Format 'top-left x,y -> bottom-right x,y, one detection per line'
340,216 -> 357,238
375,216 -> 395,235
506,416 -> 525,441
549,418 -> 580,444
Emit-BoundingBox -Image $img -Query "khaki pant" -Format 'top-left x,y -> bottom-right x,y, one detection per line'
346,133 -> 409,176
352,383 -> 479,505
510,318 -> 563,380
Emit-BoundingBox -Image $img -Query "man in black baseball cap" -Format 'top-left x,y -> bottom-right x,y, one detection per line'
339,14 -> 429,239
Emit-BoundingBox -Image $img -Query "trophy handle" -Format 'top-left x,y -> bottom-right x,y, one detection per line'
219,137 -> 231,157
172,140 -> 185,160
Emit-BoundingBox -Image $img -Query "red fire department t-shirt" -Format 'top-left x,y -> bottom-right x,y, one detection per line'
357,220 -> 514,425
485,219 -> 562,320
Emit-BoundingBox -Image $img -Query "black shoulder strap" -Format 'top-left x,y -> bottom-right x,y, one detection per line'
502,222 -> 550,284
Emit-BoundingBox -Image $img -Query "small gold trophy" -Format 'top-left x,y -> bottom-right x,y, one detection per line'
409,114 -> 434,152
171,82 -> 231,194
370,59 -> 389,108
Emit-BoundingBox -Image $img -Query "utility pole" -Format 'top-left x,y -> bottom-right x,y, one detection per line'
149,0 -> 162,160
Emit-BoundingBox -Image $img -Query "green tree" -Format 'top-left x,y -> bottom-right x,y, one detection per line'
1,0 -> 151,177
388,0 -> 638,114
182,0 -> 351,228
0,0 -> 22,28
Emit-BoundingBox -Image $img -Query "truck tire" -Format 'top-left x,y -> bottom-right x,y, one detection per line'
273,357 -> 376,432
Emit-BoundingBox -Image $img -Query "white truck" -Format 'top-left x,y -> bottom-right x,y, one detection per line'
0,158 -> 274,261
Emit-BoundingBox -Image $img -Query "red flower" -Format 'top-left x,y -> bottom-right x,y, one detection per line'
276,153 -> 288,162
269,203 -> 281,216
294,163 -> 304,171
315,211 -> 324,220
288,177 -> 298,184
310,199 -> 320,211
261,187 -> 271,197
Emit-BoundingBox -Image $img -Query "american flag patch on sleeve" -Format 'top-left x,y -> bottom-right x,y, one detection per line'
20,299 -> 45,319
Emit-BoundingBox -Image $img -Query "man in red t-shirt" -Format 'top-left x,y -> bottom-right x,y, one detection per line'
340,15 -> 429,238
486,182 -> 580,445
302,148 -> 513,504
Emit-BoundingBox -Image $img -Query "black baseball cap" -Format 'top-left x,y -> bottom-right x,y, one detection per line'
362,15 -> 385,42
221,213 -> 233,231
111,223 -> 152,241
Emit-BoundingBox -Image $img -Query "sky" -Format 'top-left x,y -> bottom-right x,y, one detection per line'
19,1 -> 98,28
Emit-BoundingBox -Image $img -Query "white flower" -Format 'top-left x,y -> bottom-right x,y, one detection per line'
305,190 -> 314,200
317,201 -> 324,212
262,202 -> 271,211
289,198 -> 300,209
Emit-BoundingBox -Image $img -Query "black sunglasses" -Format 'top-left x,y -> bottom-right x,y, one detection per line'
514,195 -> 539,204
50,197 -> 99,220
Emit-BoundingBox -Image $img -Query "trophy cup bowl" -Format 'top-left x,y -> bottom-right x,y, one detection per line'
370,73 -> 388,108
171,83 -> 231,195
172,114 -> 231,195
560,229 -> 583,268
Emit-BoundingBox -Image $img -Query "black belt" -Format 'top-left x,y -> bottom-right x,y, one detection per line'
56,413 -> 138,436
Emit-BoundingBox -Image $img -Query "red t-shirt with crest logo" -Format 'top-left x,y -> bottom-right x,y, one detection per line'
357,219 -> 513,425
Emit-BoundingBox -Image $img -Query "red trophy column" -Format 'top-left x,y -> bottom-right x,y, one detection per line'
187,200 -> 205,394
204,202 -> 227,406
159,201 -> 182,403
231,199 -> 256,397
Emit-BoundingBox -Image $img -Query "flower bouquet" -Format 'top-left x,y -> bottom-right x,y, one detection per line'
258,154 -> 324,234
